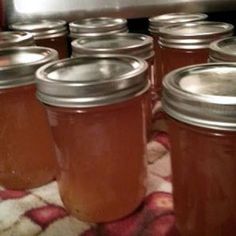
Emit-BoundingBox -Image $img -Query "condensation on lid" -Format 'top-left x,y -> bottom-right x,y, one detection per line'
209,37 -> 236,62
162,63 -> 236,130
179,68 -> 236,96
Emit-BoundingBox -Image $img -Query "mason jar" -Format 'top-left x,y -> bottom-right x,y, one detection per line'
36,55 -> 149,223
71,33 -> 154,136
148,12 -> 207,96
209,36 -> 236,62
10,19 -> 69,59
159,21 -> 233,78
0,46 -> 58,190
0,31 -> 34,47
162,63 -> 236,236
69,17 -> 128,39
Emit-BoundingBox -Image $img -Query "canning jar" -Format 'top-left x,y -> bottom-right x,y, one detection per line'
36,55 -> 149,223
71,33 -> 154,136
159,21 -> 233,78
0,46 -> 58,190
162,63 -> 236,236
148,12 -> 207,95
209,36 -> 236,62
69,17 -> 128,40
0,31 -> 34,47
10,20 -> 69,59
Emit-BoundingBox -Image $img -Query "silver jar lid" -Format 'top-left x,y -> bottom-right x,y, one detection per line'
159,21 -> 234,49
10,20 -> 68,39
71,33 -> 154,60
0,31 -> 34,47
69,17 -> 127,38
0,46 -> 58,89
36,55 -> 149,108
209,37 -> 236,62
162,63 -> 236,130
149,12 -> 208,34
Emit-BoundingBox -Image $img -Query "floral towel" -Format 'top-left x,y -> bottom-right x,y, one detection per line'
0,102 -> 177,236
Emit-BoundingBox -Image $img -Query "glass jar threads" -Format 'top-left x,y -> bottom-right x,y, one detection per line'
69,17 -> 128,39
0,46 -> 58,190
209,36 -> 236,62
162,63 -> 236,236
36,55 -> 149,223
10,19 -> 69,59
159,21 -> 233,77
0,31 -> 34,48
148,12 -> 207,95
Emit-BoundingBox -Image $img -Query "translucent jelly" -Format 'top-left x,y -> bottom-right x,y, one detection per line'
167,117 -> 236,236
35,35 -> 69,59
160,47 -> 209,76
46,95 -> 147,222
0,85 -> 57,189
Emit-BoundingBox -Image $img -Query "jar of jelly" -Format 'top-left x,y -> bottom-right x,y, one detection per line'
71,33 -> 154,138
0,46 -> 58,190
209,36 -> 236,62
148,12 -> 207,96
159,21 -> 233,78
0,31 -> 34,48
162,63 -> 236,236
69,17 -> 128,40
36,55 -> 149,223
10,20 -> 69,59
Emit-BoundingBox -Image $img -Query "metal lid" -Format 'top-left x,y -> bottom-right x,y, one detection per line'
69,17 -> 128,38
10,20 -> 68,39
149,12 -> 208,33
36,55 -> 149,108
71,33 -> 154,60
159,21 -> 234,49
0,31 -> 35,47
162,63 -> 236,131
209,37 -> 236,62
0,46 -> 58,89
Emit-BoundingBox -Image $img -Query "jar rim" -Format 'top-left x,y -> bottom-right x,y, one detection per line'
162,62 -> 236,130
36,54 -> 149,108
158,21 -> 234,49
71,33 -> 154,60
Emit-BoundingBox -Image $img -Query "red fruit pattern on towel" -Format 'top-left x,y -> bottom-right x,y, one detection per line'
25,204 -> 68,229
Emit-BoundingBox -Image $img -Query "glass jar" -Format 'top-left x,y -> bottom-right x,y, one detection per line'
69,17 -> 128,40
209,36 -> 236,62
0,31 -> 35,47
159,21 -> 233,78
10,20 -> 69,59
148,12 -> 207,96
36,55 -> 149,223
162,63 -> 236,236
71,33 -> 154,136
0,46 -> 58,190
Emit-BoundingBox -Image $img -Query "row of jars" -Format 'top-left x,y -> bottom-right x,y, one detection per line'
1,13 -> 236,235
2,15 -> 236,96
